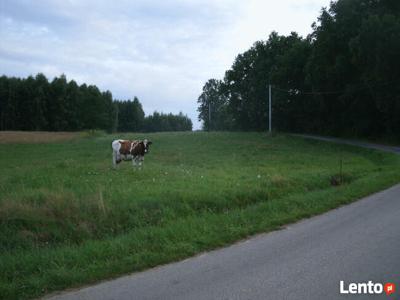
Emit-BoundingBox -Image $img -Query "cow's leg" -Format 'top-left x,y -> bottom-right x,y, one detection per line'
132,156 -> 137,168
133,156 -> 141,168
114,153 -> 122,168
138,156 -> 143,170
133,156 -> 142,169
112,151 -> 117,168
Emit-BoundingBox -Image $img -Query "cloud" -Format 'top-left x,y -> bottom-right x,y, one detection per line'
0,0 -> 331,129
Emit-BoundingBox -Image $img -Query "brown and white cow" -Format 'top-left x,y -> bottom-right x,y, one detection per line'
112,139 -> 152,168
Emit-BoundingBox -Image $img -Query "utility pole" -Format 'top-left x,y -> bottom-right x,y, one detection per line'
269,83 -> 272,133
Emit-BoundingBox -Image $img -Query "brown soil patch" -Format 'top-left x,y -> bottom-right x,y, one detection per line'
0,131 -> 83,144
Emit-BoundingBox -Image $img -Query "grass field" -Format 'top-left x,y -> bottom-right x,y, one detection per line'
1,132 -> 399,299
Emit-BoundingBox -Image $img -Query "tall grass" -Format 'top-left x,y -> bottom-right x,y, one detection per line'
0,132 -> 399,299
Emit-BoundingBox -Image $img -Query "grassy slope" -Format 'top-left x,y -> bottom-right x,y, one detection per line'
0,132 -> 399,299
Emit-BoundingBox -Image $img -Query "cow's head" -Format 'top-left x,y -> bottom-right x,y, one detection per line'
143,139 -> 152,154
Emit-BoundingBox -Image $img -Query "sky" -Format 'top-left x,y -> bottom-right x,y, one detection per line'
0,0 -> 332,130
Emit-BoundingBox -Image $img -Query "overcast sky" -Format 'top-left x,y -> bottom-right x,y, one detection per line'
0,0 -> 331,129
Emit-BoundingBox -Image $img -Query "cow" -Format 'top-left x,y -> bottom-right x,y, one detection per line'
112,139 -> 152,168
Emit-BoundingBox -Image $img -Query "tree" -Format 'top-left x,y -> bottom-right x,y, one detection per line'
64,79 -> 80,130
32,73 -> 49,130
197,0 -> 400,140
48,75 -> 68,131
0,73 -> 193,133
116,97 -> 145,132
222,32 -> 311,131
197,79 -> 232,130
0,76 -> 9,130
144,111 -> 192,132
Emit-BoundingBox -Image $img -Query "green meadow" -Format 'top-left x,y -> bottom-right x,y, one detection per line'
1,132 -> 399,299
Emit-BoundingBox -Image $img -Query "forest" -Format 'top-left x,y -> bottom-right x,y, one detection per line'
0,74 -> 192,132
198,0 -> 400,140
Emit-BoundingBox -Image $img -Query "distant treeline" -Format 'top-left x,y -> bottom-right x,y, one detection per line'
198,0 -> 400,139
115,98 -> 192,132
0,74 -> 192,132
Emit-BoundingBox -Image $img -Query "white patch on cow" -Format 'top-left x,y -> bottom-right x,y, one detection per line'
112,140 -> 122,152
112,140 -> 122,168
130,140 -> 140,153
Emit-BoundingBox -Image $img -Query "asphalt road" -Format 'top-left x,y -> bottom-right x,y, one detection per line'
292,134 -> 400,154
46,137 -> 400,300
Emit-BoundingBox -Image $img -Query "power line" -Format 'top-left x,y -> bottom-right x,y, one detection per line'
271,78 -> 400,96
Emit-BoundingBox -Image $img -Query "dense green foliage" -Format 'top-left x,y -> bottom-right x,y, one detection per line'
115,97 -> 145,132
143,111 -> 193,132
1,132 -> 399,299
0,74 -> 192,132
0,74 -> 115,131
198,0 -> 400,139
